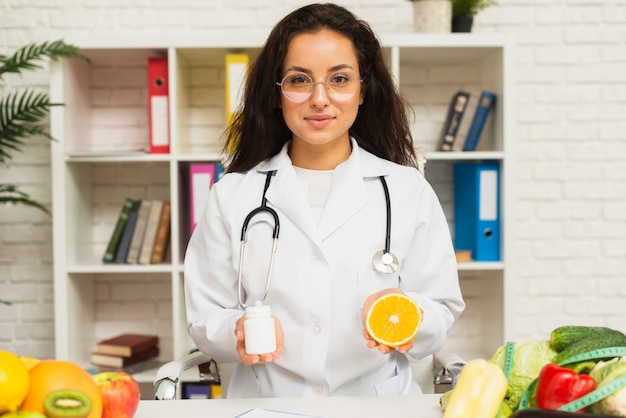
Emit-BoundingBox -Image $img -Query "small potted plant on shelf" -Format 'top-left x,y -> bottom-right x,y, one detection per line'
406,0 -> 453,33
0,40 -> 85,215
451,0 -> 497,32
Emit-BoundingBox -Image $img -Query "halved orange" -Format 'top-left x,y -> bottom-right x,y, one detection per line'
365,293 -> 423,347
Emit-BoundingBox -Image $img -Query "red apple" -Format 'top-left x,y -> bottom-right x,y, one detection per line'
92,371 -> 140,418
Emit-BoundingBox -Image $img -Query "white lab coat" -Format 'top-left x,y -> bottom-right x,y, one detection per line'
185,139 -> 465,398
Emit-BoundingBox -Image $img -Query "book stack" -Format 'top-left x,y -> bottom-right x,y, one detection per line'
91,333 -> 160,371
438,90 -> 497,152
102,198 -> 171,264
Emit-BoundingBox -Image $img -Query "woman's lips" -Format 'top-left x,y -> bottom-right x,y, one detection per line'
305,114 -> 334,128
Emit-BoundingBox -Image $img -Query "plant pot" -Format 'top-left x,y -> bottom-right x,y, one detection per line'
452,15 -> 474,33
412,0 -> 452,34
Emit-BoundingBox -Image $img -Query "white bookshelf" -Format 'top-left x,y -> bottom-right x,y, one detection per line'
49,34 -> 514,378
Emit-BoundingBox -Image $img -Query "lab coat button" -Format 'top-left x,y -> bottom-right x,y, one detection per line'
312,386 -> 323,395
311,325 -> 321,336
311,254 -> 320,264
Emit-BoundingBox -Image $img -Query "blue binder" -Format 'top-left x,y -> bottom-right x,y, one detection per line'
453,162 -> 500,261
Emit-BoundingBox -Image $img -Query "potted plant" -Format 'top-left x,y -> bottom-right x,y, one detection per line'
406,0 -> 453,33
0,40 -> 85,215
451,0 -> 497,32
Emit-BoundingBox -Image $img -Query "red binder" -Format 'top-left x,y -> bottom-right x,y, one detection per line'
148,56 -> 170,154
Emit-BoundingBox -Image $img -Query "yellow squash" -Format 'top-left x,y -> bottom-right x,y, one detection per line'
443,358 -> 508,418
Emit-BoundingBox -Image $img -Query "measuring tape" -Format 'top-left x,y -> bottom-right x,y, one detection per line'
557,346 -> 626,366
518,346 -> 626,412
503,341 -> 516,380
559,373 -> 626,412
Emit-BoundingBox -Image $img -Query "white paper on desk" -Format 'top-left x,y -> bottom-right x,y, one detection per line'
235,408 -> 324,418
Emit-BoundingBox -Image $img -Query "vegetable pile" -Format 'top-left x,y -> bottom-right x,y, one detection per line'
440,325 -> 626,417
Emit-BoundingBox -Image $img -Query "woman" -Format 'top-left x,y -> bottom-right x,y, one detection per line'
185,3 -> 464,398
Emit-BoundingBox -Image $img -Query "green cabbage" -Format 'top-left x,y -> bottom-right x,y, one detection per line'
488,340 -> 557,412
590,356 -> 626,417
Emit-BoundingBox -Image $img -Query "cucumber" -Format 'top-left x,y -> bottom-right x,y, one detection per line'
549,325 -> 615,352
553,329 -> 626,364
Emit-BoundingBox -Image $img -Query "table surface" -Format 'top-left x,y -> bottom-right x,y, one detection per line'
135,394 -> 444,417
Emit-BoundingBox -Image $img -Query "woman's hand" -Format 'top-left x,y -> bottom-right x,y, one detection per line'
361,288 -> 415,354
234,314 -> 284,365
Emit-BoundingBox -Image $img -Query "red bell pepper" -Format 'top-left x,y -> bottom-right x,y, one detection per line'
536,363 -> 596,413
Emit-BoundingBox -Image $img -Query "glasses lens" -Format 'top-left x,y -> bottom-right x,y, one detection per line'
280,73 -> 314,103
279,72 -> 360,103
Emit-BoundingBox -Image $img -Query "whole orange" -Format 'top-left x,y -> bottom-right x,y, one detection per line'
21,360 -> 102,418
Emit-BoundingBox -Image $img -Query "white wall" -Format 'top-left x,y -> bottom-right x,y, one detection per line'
1,0 -> 625,360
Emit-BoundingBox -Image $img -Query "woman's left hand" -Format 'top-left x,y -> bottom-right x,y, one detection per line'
361,288 -> 415,354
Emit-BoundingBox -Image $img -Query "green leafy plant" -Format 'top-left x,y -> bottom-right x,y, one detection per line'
0,40 -> 87,215
452,0 -> 497,17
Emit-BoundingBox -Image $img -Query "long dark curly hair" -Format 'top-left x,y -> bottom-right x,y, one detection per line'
224,3 -> 416,173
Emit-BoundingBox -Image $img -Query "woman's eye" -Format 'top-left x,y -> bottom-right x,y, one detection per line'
290,75 -> 310,85
330,74 -> 349,85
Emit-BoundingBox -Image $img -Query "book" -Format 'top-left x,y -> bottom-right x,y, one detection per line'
91,345 -> 160,368
102,198 -> 137,263
94,333 -> 159,357
453,90 -> 480,151
150,200 -> 171,264
92,359 -> 164,375
462,91 -> 496,151
126,200 -> 151,264
437,91 -> 470,152
113,200 -> 140,263
138,200 -> 164,264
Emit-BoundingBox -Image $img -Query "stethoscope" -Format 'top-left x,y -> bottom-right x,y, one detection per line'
237,170 -> 399,309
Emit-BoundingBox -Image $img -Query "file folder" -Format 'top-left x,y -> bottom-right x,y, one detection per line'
453,162 -> 500,261
225,53 -> 249,125
148,56 -> 170,154
225,54 -> 248,153
190,163 -> 217,233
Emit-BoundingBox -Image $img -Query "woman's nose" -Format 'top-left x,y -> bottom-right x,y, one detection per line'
309,81 -> 330,107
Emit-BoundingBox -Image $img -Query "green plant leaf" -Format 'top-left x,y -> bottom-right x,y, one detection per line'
452,0 -> 497,17
0,39 -> 85,214
0,184 -> 50,215
0,89 -> 59,163
0,39 -> 88,80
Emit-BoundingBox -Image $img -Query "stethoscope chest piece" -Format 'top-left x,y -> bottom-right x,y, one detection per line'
372,249 -> 399,274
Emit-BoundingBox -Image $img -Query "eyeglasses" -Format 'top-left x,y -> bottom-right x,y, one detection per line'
276,72 -> 363,103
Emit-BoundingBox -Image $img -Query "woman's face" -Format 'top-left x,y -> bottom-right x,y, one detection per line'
280,29 -> 363,163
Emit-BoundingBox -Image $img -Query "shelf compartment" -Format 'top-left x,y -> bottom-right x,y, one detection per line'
62,161 -> 170,266
57,272 -> 173,368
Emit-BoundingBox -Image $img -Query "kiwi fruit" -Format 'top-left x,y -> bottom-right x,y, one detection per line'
44,389 -> 92,418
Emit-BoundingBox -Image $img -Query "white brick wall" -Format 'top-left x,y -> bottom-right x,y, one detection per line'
1,0 -> 626,359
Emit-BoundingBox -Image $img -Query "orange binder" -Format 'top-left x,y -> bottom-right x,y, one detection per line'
148,56 -> 170,154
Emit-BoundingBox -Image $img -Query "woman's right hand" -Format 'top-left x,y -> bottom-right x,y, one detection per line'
234,314 -> 284,365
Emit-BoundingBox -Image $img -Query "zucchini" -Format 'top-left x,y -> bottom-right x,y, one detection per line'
549,325 -> 615,352
553,329 -> 626,364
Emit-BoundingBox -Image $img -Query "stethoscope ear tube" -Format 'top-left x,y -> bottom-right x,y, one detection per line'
238,171 -> 279,309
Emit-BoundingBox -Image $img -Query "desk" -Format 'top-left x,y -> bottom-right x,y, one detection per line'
135,394 -> 443,417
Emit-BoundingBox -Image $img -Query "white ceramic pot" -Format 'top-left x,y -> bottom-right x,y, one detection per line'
412,0 -> 452,33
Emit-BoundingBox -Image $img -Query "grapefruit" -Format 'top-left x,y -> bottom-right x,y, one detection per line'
21,360 -> 102,418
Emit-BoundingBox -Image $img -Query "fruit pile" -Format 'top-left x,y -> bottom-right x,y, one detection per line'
0,350 -> 140,418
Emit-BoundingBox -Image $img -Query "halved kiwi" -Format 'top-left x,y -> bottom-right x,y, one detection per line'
44,389 -> 92,418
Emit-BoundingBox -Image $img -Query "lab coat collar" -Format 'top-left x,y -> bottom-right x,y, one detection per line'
256,138 -> 390,243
